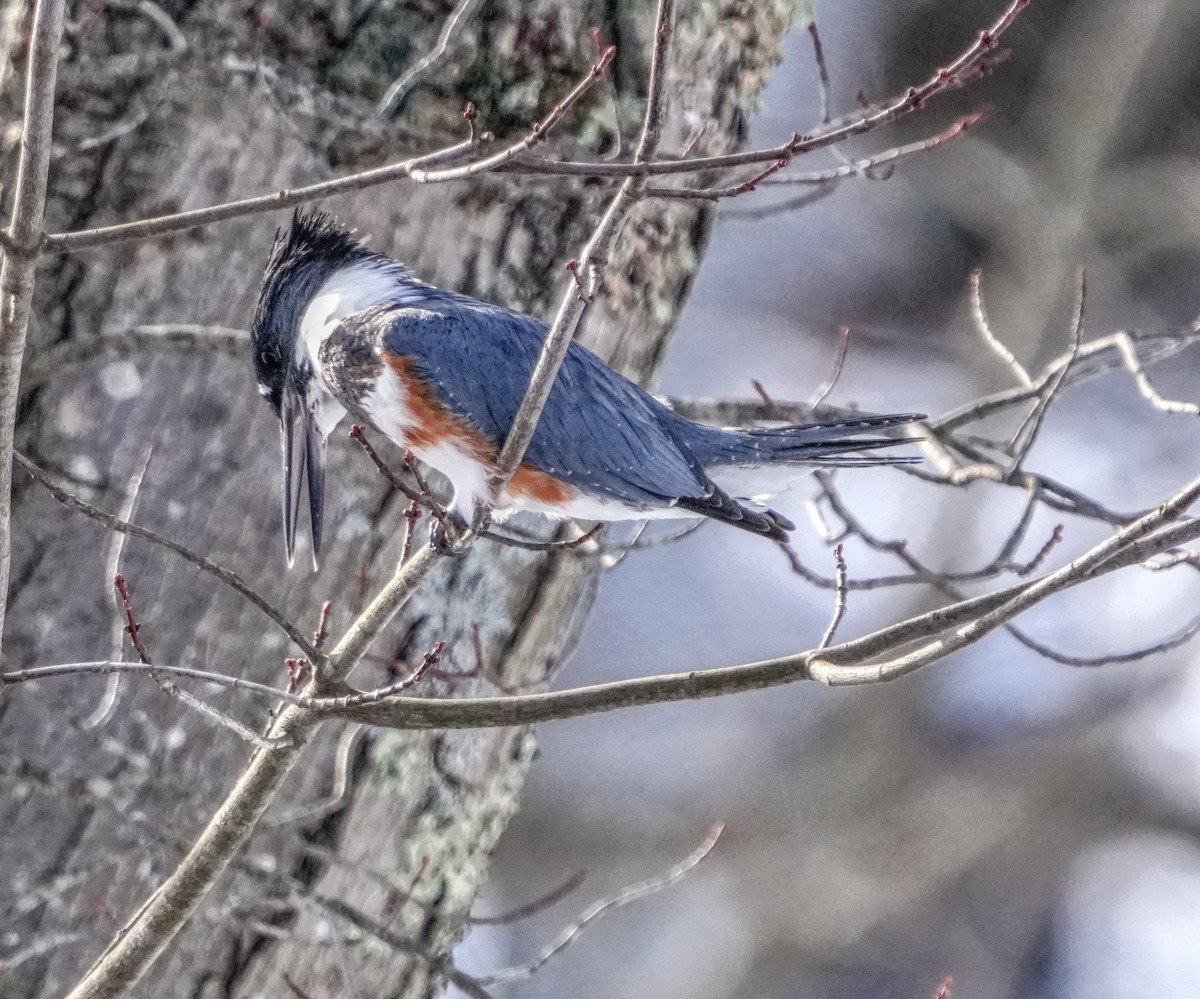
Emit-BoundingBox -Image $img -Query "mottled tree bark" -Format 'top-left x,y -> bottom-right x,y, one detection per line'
0,1 -> 790,995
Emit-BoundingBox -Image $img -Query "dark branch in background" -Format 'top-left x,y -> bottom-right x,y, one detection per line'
470,870 -> 588,926
20,324 -> 249,392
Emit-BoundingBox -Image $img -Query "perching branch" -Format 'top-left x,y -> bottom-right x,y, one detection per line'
483,0 -> 677,522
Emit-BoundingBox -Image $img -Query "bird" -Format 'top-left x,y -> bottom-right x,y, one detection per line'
250,209 -> 922,568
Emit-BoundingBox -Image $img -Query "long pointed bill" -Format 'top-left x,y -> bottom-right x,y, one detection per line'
280,385 -> 327,570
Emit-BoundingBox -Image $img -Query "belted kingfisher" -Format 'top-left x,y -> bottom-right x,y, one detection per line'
250,210 -> 921,567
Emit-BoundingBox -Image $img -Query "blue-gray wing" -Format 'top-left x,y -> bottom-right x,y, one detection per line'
341,300 -> 713,506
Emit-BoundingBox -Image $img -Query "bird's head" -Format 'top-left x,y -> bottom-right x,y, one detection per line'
250,210 -> 377,568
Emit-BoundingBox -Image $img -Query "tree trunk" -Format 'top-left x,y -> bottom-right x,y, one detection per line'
0,1 -> 790,995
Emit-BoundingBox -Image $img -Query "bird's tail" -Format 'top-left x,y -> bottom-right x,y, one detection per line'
683,412 -> 925,469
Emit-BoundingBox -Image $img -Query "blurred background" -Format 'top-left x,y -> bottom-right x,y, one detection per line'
4,0 -> 1200,996
463,3 -> 1200,997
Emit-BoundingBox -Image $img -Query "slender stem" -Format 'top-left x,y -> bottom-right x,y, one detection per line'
41,138 -> 478,254
0,0 -> 66,661
488,0 -> 675,504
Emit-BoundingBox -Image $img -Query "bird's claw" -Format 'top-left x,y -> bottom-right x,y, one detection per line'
430,512 -> 469,556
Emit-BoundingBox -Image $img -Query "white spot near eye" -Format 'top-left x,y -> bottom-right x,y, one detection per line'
258,383 -> 272,398
100,361 -> 142,400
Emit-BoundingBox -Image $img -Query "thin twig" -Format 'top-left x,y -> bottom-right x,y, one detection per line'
470,870 -> 587,925
42,138 -> 479,253
1008,270 -> 1086,468
970,270 -> 1032,387
810,326 -> 851,408
308,640 -> 443,709
0,0 -> 67,660
40,2 -> 1028,256
377,43 -> 616,184
1112,332 -> 1200,415
480,823 -> 724,985
807,21 -> 833,126
481,0 -> 676,538
376,0 -> 484,116
0,660 -> 309,705
85,448 -> 153,729
818,544 -> 849,649
15,452 -> 321,662
112,575 -> 277,747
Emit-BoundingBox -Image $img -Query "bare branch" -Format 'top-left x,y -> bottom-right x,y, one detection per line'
14,452 -> 321,662
84,448 -> 153,729
114,573 -> 280,748
482,0 -> 676,531
407,45 -> 617,184
1113,331 -> 1200,415
818,543 -> 849,650
1007,270 -> 1086,468
0,660 -> 310,707
970,270 -> 1032,387
20,324 -> 249,392
810,326 -> 852,408
807,21 -> 834,126
41,138 -> 480,254
932,324 -> 1200,435
314,505 -> 1200,731
311,894 -> 495,999
470,870 -> 587,925
308,640 -> 444,709
0,0 -> 67,659
40,1 -> 1028,257
480,823 -> 724,985
377,0 -> 484,116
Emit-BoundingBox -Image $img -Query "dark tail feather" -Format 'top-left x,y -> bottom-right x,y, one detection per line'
689,412 -> 926,467
675,487 -> 794,542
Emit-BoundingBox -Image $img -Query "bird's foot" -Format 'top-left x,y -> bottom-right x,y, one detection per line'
430,511 -> 470,556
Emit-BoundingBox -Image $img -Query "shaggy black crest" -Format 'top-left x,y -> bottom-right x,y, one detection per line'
250,210 -> 376,413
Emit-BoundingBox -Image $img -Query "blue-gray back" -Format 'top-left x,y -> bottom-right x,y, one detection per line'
343,293 -> 714,506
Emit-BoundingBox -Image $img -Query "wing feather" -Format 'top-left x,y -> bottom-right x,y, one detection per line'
326,300 -> 712,507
